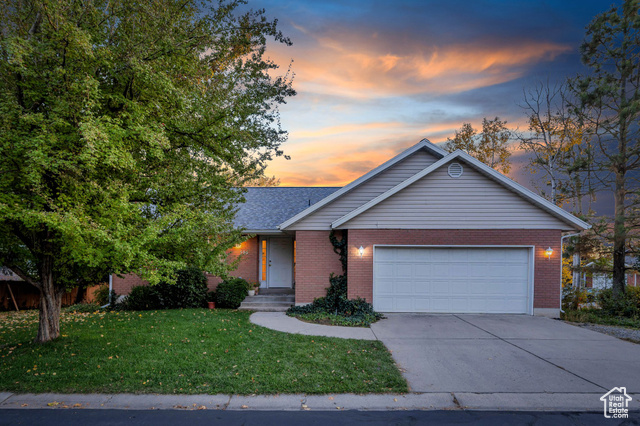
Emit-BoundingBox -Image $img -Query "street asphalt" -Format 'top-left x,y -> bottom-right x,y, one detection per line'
0,409 -> 629,426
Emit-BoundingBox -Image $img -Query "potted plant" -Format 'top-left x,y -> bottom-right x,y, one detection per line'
246,281 -> 260,296
206,291 -> 216,309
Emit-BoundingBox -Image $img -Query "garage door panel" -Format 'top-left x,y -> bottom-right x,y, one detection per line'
430,280 -> 450,294
396,264 -> 413,278
373,247 -> 530,314
395,280 -> 413,294
375,263 -> 395,279
431,263 -> 451,278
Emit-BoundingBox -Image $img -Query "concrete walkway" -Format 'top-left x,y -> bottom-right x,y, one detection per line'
249,312 -> 377,340
0,391 -> 621,412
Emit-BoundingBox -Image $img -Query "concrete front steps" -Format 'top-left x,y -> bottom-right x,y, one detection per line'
238,291 -> 294,312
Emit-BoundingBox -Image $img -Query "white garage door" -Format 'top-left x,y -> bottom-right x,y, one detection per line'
373,247 -> 531,314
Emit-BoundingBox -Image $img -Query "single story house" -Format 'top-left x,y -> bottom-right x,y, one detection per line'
113,139 -> 590,317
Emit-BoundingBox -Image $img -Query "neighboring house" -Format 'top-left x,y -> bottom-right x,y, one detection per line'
0,268 -> 85,310
113,139 -> 590,317
581,260 -> 640,290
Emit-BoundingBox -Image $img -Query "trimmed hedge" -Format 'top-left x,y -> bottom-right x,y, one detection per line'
215,278 -> 249,309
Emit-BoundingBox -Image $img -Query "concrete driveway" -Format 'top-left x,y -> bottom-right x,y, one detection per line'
370,314 -> 640,394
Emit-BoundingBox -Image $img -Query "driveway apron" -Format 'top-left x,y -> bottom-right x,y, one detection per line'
371,314 -> 640,394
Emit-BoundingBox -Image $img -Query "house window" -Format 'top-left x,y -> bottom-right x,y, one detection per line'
261,239 -> 267,282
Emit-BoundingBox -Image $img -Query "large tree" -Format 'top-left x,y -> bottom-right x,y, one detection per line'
0,0 -> 295,342
518,82 -> 593,208
569,0 -> 640,296
446,117 -> 512,174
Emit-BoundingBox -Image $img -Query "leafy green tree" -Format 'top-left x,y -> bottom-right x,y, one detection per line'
0,0 -> 294,342
446,117 -> 512,174
569,0 -> 640,297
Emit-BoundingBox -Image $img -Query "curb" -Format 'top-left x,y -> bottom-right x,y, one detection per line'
0,392 -> 632,412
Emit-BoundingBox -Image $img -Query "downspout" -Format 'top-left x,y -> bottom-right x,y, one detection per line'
560,232 -> 581,314
102,273 -> 113,308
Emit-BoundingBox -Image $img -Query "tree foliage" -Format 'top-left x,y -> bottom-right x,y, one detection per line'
518,82 -> 594,208
446,117 -> 512,174
244,175 -> 281,187
0,0 -> 295,342
569,0 -> 640,296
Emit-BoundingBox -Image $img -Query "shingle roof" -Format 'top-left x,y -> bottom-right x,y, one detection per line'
233,187 -> 340,231
0,268 -> 22,281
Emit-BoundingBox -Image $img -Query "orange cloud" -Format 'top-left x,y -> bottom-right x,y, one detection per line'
269,25 -> 571,98
263,23 -> 569,187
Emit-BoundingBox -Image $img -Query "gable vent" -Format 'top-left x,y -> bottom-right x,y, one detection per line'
448,162 -> 463,178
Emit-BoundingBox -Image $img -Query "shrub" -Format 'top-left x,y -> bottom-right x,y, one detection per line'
120,268 -> 208,311
64,303 -> 103,313
295,311 -> 381,327
287,232 -> 382,327
289,295 -> 383,326
95,284 -> 118,307
154,267 -> 208,309
597,287 -> 640,318
205,291 -> 217,303
215,278 -> 249,309
94,284 -> 110,305
562,287 -> 587,311
123,285 -> 163,311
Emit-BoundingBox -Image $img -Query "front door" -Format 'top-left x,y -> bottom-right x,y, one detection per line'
267,237 -> 293,288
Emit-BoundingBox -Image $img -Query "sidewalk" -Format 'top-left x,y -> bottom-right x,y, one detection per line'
249,312 -> 377,340
0,391 -> 616,411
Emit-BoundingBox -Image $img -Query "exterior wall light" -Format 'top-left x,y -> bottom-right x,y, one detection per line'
545,247 -> 553,259
358,246 -> 365,258
235,243 -> 242,249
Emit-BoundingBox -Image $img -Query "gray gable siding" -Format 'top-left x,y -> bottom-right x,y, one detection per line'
233,187 -> 340,230
285,148 -> 439,230
337,158 -> 569,230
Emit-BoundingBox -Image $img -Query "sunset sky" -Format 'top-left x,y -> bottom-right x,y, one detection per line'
255,0 -> 611,193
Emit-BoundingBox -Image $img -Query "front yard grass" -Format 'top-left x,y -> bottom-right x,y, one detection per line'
0,308 -> 406,395
561,309 -> 640,329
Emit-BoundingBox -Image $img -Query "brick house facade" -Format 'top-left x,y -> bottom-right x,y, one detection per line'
112,140 -> 590,317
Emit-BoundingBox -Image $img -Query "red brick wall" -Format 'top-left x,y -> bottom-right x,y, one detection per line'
205,236 -> 259,291
112,273 -> 147,295
112,236 -> 259,295
295,230 -> 344,304
345,229 -> 562,309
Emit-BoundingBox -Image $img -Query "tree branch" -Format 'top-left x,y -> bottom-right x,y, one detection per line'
5,263 -> 40,290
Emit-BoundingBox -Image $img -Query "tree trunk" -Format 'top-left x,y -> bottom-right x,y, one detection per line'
35,258 -> 62,343
74,286 -> 87,304
611,169 -> 626,297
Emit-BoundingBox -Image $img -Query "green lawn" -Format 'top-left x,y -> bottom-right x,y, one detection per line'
0,309 -> 407,395
562,309 -> 640,329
